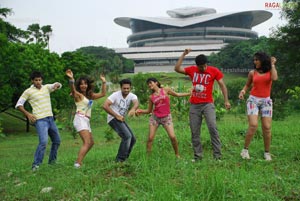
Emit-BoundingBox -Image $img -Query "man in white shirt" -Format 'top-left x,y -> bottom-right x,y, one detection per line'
103,79 -> 139,162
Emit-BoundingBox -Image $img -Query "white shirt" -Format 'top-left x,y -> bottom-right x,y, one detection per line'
106,91 -> 138,123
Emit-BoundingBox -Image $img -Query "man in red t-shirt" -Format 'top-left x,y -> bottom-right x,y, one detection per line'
174,49 -> 231,161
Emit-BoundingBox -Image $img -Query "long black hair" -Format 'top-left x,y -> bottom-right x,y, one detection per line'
146,78 -> 161,87
146,77 -> 162,93
75,75 -> 95,99
253,52 -> 272,73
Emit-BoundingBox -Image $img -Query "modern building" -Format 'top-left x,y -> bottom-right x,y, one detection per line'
114,7 -> 272,72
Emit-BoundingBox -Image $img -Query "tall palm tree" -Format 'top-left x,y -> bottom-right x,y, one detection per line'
41,25 -> 52,50
26,23 -> 52,50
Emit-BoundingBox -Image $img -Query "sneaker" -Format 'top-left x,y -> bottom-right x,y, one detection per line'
32,165 -> 39,172
74,163 -> 81,168
214,156 -> 222,161
264,152 -> 272,161
191,156 -> 202,163
240,149 -> 250,159
48,160 -> 57,165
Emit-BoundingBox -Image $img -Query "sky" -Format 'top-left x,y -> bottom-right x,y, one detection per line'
1,0 -> 286,54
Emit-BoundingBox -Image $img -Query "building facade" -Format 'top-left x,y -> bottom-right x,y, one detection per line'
114,7 -> 272,72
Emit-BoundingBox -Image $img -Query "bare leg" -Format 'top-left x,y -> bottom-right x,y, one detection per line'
163,124 -> 180,158
147,124 -> 159,155
261,117 -> 272,152
244,115 -> 259,149
76,130 -> 94,165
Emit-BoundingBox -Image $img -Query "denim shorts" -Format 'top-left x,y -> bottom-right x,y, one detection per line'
149,114 -> 172,126
247,95 -> 273,117
73,114 -> 91,132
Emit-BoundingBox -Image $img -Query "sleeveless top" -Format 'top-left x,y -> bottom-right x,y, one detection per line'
75,96 -> 93,117
151,88 -> 170,118
250,71 -> 272,98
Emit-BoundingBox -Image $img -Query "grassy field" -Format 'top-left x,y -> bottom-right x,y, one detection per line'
1,109 -> 300,200
0,72 -> 296,200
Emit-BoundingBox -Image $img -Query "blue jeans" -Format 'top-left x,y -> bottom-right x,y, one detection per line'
108,118 -> 136,162
33,117 -> 61,167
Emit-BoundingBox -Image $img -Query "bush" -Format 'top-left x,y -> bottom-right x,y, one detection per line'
131,73 -> 151,104
0,117 -> 5,138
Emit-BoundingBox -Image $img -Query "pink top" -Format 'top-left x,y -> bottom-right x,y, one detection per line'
250,71 -> 272,98
151,88 -> 170,118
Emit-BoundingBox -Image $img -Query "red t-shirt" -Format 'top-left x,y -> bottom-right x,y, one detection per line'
250,71 -> 272,98
184,65 -> 223,104
151,88 -> 170,117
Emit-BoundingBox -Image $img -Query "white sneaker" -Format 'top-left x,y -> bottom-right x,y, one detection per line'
240,149 -> 250,159
74,163 -> 81,168
32,165 -> 39,171
264,152 -> 272,161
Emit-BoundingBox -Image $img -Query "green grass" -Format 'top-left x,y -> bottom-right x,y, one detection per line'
1,111 -> 300,200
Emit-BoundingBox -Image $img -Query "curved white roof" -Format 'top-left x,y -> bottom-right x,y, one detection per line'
114,7 -> 272,29
166,7 -> 217,18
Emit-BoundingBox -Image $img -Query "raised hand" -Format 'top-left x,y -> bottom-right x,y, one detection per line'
100,74 -> 106,82
183,48 -> 192,55
65,69 -> 74,79
271,57 -> 277,65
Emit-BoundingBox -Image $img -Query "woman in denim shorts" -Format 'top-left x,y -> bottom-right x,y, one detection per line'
239,52 -> 278,161
136,78 -> 190,158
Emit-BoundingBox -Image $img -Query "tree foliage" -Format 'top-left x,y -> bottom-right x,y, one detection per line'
77,46 -> 134,74
209,37 -> 274,72
0,7 -> 134,116
0,7 -> 26,42
26,23 -> 53,49
270,0 -> 300,92
0,38 -> 68,110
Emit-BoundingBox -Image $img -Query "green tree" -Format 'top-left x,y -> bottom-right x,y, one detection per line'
77,46 -> 134,74
26,23 -> 41,44
26,23 -> 53,49
209,37 -> 273,72
60,51 -> 97,78
266,0 -> 300,117
0,7 -> 26,42
41,25 -> 52,50
271,0 -> 300,90
0,38 -> 68,112
0,7 -> 12,18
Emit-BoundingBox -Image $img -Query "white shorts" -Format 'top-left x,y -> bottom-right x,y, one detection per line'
246,95 -> 273,117
73,114 -> 91,132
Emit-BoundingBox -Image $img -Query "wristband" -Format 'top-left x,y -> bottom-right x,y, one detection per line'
69,80 -> 75,84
